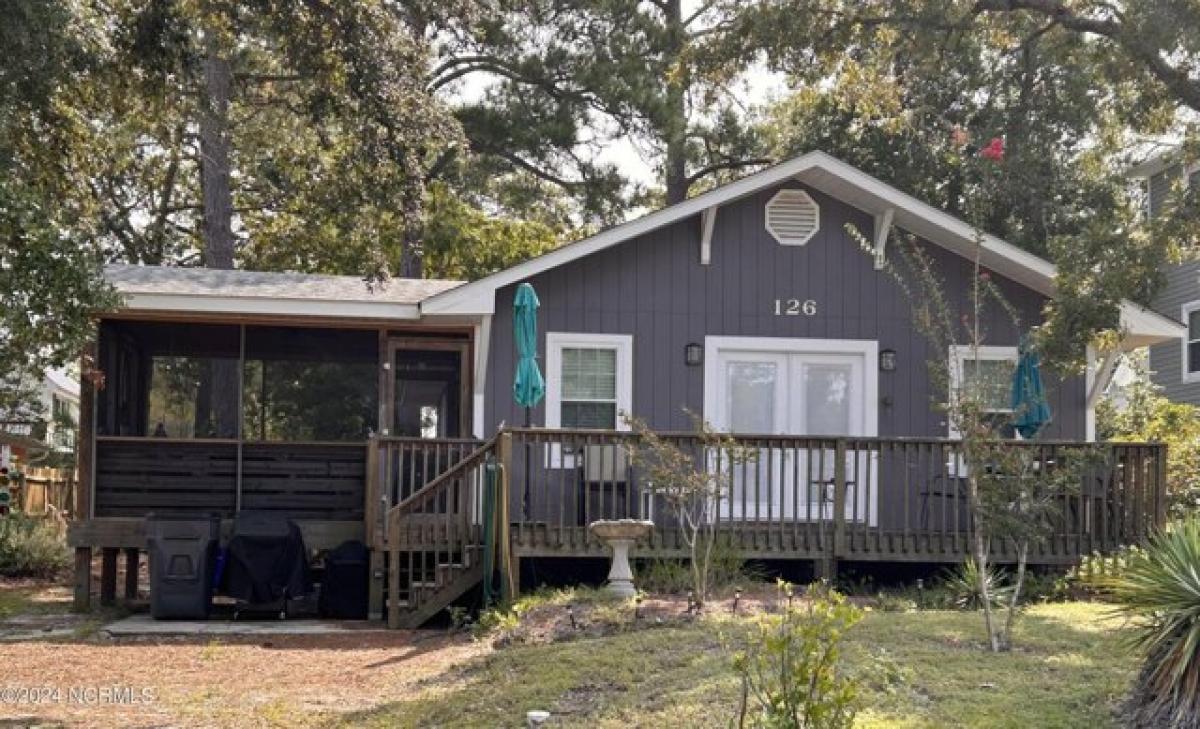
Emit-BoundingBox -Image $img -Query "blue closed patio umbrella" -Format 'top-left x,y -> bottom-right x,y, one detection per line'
1010,338 -> 1051,439
513,283 -> 544,516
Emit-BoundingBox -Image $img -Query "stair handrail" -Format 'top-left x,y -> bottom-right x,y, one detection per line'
385,434 -> 499,540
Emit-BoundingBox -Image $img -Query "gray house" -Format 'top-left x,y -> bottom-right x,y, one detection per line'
72,152 -> 1179,626
1130,149 -> 1200,404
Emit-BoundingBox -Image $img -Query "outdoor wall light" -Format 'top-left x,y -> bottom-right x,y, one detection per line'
879,348 -> 898,372
684,342 -> 704,367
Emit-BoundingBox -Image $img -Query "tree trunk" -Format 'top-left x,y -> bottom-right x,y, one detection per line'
969,475 -> 1002,652
662,0 -> 688,206
400,224 -> 423,279
199,31 -> 235,270
195,30 -> 240,439
1001,540 -> 1030,650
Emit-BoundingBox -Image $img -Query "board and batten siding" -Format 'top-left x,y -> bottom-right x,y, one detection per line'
485,181 -> 1086,440
1148,165 -> 1180,219
1147,165 -> 1200,405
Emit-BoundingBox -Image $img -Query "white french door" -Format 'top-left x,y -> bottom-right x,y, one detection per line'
706,337 -> 878,525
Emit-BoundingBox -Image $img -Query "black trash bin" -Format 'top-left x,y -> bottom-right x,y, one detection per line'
145,514 -> 220,620
319,540 -> 370,619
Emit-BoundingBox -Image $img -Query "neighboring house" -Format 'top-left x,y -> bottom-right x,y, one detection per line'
42,368 -> 81,453
71,151 -> 1181,626
0,368 -> 80,468
1129,148 -> 1200,403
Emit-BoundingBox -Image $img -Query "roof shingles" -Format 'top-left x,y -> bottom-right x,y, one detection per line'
105,264 -> 463,305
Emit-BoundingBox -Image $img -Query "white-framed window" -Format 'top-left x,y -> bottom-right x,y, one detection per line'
948,345 -> 1018,437
1182,301 -> 1200,383
545,332 -> 633,431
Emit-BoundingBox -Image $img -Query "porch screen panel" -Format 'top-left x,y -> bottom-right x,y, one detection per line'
239,326 -> 375,521
94,320 -> 240,517
242,326 -> 378,442
96,321 -> 241,439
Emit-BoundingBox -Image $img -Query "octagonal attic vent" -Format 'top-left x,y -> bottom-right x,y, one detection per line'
765,189 -> 820,246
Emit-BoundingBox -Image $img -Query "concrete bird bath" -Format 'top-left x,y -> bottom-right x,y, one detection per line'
588,519 -> 654,598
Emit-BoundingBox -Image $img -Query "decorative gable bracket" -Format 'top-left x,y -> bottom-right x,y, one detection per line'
873,207 -> 895,270
700,205 -> 717,265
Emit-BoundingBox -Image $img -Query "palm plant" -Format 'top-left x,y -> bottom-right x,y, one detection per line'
1111,520 -> 1200,728
941,559 -> 1013,611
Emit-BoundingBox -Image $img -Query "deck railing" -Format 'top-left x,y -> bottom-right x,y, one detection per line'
380,437 -> 497,627
365,435 -> 483,548
500,429 -> 1167,564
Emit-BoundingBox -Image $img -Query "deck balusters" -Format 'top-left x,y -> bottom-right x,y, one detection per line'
370,430 -> 1167,593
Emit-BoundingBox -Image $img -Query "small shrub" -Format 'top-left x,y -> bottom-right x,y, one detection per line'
0,513 -> 69,578
1112,521 -> 1200,728
939,559 -> 1012,611
731,581 -> 863,728
447,606 -> 471,631
873,592 -> 917,613
709,534 -> 763,592
636,534 -> 761,597
636,558 -> 693,594
1060,546 -> 1145,600
473,605 -> 521,638
833,573 -> 876,597
1018,570 -> 1072,604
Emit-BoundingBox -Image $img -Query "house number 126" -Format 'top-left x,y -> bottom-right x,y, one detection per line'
773,298 -> 817,316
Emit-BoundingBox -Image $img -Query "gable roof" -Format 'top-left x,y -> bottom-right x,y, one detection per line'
422,151 -> 1182,348
1126,145 -> 1184,179
106,264 -> 464,320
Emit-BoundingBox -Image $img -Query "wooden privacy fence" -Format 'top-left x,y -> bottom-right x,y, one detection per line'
13,467 -> 75,515
498,429 -> 1167,565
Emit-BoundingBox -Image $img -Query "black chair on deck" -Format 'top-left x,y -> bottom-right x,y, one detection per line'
575,444 -> 635,526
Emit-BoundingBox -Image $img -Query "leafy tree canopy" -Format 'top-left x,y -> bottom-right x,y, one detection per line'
80,0 -> 473,277
1,0 -> 117,385
745,0 -> 1198,368
437,0 -> 776,221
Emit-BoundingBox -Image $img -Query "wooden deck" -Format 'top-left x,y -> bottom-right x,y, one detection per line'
69,427 -> 1167,625
375,429 -> 1166,626
499,430 -> 1165,564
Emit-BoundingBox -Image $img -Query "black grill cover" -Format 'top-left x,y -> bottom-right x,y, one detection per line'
221,511 -> 312,604
319,540 -> 370,619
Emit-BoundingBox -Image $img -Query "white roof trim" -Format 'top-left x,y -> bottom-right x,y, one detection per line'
1126,146 -> 1181,179
121,292 -> 421,320
420,151 -> 1182,346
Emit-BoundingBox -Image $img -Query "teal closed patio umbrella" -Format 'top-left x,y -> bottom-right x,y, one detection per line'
513,283 -> 545,416
513,283 -> 544,516
1011,338 -> 1051,439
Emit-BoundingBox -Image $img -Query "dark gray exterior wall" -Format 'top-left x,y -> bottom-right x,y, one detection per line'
1147,164 -> 1200,405
485,181 -> 1086,440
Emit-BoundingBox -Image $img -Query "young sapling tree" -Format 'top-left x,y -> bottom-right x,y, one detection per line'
624,410 -> 755,609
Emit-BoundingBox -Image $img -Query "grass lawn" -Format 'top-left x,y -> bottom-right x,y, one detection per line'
344,601 -> 1135,729
0,577 -> 73,619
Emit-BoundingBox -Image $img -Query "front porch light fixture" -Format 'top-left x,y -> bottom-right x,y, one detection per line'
684,342 -> 704,367
879,348 -> 898,372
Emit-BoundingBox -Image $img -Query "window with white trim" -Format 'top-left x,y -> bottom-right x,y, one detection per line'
546,333 -> 633,431
948,345 -> 1017,435
1183,302 -> 1200,383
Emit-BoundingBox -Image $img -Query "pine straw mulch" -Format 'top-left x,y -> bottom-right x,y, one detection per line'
0,602 -> 487,728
